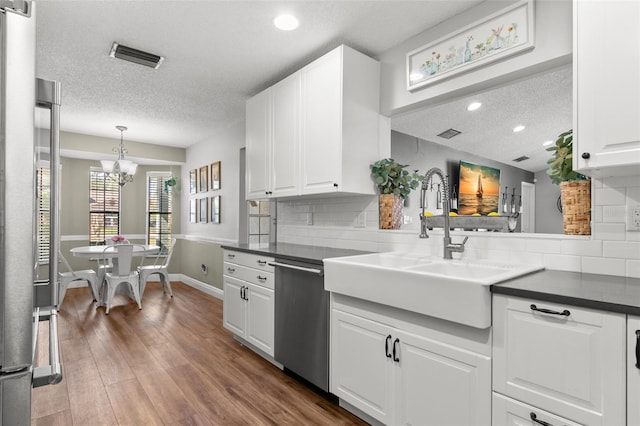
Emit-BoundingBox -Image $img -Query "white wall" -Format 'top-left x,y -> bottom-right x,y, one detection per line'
182,120 -> 244,243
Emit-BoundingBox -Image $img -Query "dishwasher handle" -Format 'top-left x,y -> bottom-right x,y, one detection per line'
268,261 -> 323,276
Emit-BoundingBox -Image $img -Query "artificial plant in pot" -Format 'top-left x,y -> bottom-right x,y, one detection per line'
546,129 -> 591,235
370,158 -> 423,229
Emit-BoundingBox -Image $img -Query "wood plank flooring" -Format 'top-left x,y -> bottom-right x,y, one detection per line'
31,282 -> 366,425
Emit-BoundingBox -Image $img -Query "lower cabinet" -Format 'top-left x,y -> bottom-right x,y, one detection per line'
331,297 -> 491,425
222,250 -> 275,357
628,315 -> 640,425
492,294 -> 626,425
492,393 -> 582,426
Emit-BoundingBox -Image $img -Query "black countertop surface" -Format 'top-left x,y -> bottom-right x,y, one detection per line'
492,269 -> 640,316
220,243 -> 371,266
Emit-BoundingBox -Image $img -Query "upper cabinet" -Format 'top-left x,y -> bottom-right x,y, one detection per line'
246,45 -> 382,200
574,0 -> 640,176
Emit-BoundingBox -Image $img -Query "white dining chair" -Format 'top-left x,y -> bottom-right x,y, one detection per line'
58,251 -> 100,307
138,238 -> 175,297
101,244 -> 144,314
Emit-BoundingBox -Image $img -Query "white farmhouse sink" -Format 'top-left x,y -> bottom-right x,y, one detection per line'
324,252 -> 543,329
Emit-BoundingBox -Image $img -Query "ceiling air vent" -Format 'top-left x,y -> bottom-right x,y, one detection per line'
109,42 -> 165,69
512,155 -> 530,162
436,128 -> 462,139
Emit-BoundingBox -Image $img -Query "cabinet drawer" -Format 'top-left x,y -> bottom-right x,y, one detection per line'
492,392 -> 582,426
223,250 -> 274,272
492,294 -> 625,425
224,262 -> 274,290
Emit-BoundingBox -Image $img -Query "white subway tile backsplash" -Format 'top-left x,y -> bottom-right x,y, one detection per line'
543,254 -> 582,272
627,260 -> 640,278
603,175 -> 640,188
581,256 -> 626,276
525,238 -> 562,254
602,241 -> 640,259
593,223 -> 627,241
595,187 -> 626,206
560,239 -> 602,256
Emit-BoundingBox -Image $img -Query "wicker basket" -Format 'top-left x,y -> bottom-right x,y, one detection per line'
379,194 -> 403,230
560,180 -> 591,235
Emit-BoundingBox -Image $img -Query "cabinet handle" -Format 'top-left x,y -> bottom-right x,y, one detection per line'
240,286 -> 245,300
530,412 -> 553,426
530,304 -> 570,317
227,267 -> 235,273
635,330 -> 640,369
385,335 -> 392,358
257,275 -> 267,282
333,183 -> 338,188
227,253 -> 235,259
257,260 -> 267,265
581,152 -> 590,159
392,338 -> 400,363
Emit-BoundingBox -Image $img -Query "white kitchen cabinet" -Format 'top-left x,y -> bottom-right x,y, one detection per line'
574,0 -> 640,175
245,45 -> 382,200
331,296 -> 491,425
493,294 -> 626,425
492,392 -> 582,426
245,73 -> 300,200
628,315 -> 640,425
300,45 -> 380,195
222,250 -> 275,357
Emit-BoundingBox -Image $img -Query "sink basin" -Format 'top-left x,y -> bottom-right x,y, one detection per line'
324,252 -> 543,328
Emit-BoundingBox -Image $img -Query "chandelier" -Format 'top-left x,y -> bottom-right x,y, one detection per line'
101,125 -> 138,187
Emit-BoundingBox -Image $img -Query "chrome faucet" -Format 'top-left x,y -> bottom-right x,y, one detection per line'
419,167 -> 468,259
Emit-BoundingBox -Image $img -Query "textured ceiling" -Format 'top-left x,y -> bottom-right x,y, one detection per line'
35,0 -> 484,150
391,65 -> 573,173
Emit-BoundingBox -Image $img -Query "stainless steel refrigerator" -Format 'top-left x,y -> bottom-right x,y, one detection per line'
1,2 -> 62,424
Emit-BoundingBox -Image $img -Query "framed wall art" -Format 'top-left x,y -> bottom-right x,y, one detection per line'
210,161 -> 221,190
406,0 -> 534,91
199,165 -> 209,192
189,199 -> 197,223
199,198 -> 208,223
458,160 -> 501,215
211,195 -> 221,224
189,169 -> 197,194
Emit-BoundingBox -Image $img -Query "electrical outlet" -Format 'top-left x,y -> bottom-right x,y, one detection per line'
628,204 -> 640,232
201,264 -> 208,275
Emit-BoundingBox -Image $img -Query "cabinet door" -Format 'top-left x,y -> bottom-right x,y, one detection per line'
628,315 -> 640,425
245,282 -> 275,356
246,89 -> 271,199
575,0 -> 640,172
331,309 -> 394,424
493,295 -> 626,425
395,330 -> 491,426
223,275 -> 246,336
492,392 -> 582,426
270,73 -> 300,198
300,47 -> 342,194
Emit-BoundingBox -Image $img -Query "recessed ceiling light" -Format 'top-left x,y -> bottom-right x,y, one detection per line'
467,102 -> 482,111
513,125 -> 526,133
274,14 -> 299,31
543,140 -> 554,147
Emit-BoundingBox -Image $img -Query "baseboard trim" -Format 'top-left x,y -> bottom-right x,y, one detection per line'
175,274 -> 223,299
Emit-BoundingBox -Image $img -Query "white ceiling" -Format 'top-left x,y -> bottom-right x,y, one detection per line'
35,1 -> 570,173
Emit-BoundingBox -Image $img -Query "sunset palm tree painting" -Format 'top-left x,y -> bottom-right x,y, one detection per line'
458,160 -> 500,215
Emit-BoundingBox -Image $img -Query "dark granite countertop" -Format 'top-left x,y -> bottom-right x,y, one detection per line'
220,243 -> 371,266
492,269 -> 640,315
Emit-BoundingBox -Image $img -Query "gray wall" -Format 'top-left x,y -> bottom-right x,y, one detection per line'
534,169 -> 563,234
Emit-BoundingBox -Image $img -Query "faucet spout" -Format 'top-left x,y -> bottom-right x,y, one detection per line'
419,167 -> 468,259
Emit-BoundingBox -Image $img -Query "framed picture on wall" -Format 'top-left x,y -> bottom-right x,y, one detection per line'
189,199 -> 197,223
458,160 -> 501,215
199,198 -> 208,223
189,169 -> 197,194
199,165 -> 209,192
211,195 -> 221,224
210,161 -> 221,190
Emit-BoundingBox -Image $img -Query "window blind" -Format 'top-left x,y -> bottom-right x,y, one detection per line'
36,167 -> 50,263
89,170 -> 120,244
147,173 -> 172,253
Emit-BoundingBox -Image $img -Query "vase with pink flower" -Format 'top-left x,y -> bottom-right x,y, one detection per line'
111,235 -> 127,244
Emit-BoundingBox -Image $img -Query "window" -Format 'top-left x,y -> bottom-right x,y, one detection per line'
248,200 -> 271,245
147,172 -> 172,253
36,166 -> 50,263
89,169 -> 120,245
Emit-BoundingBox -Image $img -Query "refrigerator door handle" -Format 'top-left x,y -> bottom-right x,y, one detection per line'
31,307 -> 62,387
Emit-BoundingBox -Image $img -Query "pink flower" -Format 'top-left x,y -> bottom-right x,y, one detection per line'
111,235 -> 126,243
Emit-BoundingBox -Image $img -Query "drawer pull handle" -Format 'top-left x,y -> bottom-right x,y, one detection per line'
392,338 -> 400,363
227,253 -> 235,259
227,267 -> 235,273
530,412 -> 553,426
257,260 -> 267,265
385,335 -> 392,358
257,275 -> 267,281
636,330 -> 640,369
530,304 -> 570,317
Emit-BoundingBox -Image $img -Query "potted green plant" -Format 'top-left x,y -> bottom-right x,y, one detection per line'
370,158 -> 423,229
164,176 -> 178,193
546,130 -> 591,235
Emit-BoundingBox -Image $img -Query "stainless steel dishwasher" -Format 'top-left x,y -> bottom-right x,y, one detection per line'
270,258 -> 328,392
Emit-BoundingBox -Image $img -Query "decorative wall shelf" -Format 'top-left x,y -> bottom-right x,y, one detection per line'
426,215 -> 512,232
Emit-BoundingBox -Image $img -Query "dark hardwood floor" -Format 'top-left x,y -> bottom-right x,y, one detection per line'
31,282 -> 367,425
